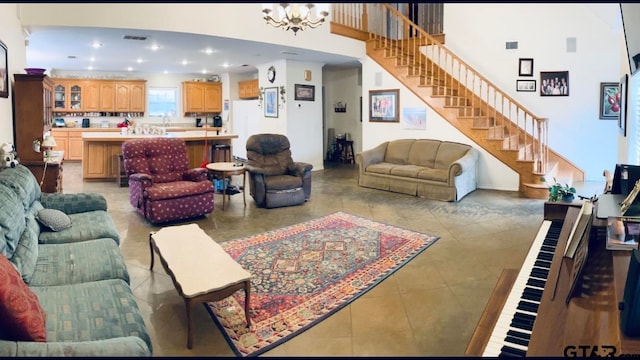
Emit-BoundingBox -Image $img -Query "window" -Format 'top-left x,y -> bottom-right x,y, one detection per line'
147,87 -> 177,117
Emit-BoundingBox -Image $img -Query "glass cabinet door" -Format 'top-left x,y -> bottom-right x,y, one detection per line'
54,84 -> 66,110
70,84 -> 82,110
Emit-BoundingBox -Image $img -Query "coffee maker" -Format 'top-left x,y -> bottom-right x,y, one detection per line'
213,115 -> 222,128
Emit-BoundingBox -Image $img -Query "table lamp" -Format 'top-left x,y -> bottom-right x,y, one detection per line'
41,135 -> 57,161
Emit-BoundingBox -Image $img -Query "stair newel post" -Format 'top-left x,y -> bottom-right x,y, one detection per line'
536,117 -> 549,174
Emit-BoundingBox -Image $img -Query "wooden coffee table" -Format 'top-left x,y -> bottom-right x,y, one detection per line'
149,224 -> 251,349
206,162 -> 246,210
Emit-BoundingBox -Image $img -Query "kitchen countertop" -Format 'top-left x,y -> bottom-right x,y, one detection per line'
82,130 -> 237,141
53,126 -> 223,132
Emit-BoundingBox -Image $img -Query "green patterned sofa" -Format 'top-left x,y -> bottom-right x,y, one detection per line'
0,165 -> 151,356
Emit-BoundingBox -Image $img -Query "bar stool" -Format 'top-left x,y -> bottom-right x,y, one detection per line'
213,144 -> 232,163
337,139 -> 355,164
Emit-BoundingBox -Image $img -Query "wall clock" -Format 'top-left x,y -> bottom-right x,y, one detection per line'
267,66 -> 276,83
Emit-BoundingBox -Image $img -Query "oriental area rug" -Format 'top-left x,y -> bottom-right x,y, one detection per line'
205,211 -> 440,357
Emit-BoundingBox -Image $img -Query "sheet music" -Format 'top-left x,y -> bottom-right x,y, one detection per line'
564,202 -> 591,258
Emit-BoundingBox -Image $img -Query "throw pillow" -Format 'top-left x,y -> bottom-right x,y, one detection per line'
35,209 -> 71,231
0,254 -> 47,342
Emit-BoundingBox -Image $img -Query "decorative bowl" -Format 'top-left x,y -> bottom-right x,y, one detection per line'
24,68 -> 46,75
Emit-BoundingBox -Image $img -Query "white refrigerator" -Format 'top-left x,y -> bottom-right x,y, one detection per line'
231,100 -> 260,160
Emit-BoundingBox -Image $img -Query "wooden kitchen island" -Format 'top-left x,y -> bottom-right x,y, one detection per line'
82,130 -> 238,180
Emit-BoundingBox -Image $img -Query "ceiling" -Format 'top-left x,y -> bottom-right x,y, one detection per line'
24,26 -> 362,76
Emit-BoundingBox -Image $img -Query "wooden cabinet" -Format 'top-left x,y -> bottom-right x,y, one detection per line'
53,79 -> 84,112
114,81 -> 146,113
83,80 -> 101,112
14,74 -> 53,162
100,81 -> 116,111
182,81 -> 222,114
51,129 -> 85,161
52,79 -> 146,115
68,132 -> 84,160
239,79 -> 259,99
129,82 -> 146,112
13,74 -> 62,193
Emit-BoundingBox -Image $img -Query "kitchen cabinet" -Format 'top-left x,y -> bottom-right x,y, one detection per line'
182,81 -> 222,114
83,80 -> 101,112
53,79 -> 84,112
114,81 -> 146,113
100,81 -> 116,111
52,79 -> 146,115
238,79 -> 259,99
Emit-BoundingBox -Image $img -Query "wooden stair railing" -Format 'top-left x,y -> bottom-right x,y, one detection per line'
330,3 -> 584,198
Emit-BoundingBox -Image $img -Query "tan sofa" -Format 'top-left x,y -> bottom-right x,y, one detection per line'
355,139 -> 479,201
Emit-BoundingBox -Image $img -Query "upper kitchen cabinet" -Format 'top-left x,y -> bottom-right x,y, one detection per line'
53,79 -> 83,112
182,81 -> 222,115
52,79 -> 146,116
238,79 -> 259,99
113,81 -> 147,114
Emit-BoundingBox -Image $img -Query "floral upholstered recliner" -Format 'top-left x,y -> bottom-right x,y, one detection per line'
121,137 -> 214,224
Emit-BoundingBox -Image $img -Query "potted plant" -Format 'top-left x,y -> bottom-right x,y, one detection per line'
542,177 -> 576,202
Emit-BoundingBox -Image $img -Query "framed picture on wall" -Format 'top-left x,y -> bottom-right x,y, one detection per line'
518,58 -> 534,77
540,71 -> 569,96
516,80 -> 536,92
264,87 -> 278,118
619,74 -> 628,136
599,82 -> 621,120
369,89 -> 399,122
0,40 -> 7,98
294,84 -> 315,101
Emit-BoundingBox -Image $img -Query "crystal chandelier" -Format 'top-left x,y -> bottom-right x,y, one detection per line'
262,3 -> 329,35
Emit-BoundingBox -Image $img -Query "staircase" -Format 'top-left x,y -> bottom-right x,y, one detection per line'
330,3 -> 584,199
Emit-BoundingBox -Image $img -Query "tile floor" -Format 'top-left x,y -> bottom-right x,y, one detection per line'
62,161 -> 604,356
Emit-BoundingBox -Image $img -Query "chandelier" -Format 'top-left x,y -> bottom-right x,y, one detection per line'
262,3 -> 329,35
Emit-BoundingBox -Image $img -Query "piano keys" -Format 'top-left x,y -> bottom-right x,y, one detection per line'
468,199 -> 640,357
482,219 -> 562,356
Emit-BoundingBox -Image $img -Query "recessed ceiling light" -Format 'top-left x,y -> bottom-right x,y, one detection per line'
127,66 -> 133,72
92,42 -> 102,49
136,58 -> 143,64
151,44 -> 160,51
87,66 -> 93,70
222,63 -> 229,68
204,48 -> 213,55
163,70 -> 168,74
181,60 -> 188,66
89,57 -> 96,62
201,69 -> 207,74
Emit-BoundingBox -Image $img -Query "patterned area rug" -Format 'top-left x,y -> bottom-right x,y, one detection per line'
205,211 -> 440,357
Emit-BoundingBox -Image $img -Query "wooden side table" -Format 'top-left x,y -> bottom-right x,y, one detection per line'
205,162 -> 246,210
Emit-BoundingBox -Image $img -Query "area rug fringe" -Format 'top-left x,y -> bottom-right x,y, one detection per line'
205,211 -> 440,357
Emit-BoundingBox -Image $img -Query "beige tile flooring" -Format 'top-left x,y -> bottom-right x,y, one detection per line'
62,161 -> 604,356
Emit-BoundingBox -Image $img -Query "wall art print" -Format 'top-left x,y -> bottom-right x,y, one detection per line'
540,71 -> 569,96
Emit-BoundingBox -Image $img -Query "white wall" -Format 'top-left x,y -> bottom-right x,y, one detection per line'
323,67 -> 363,157
0,4 -> 26,145
444,3 -> 621,181
361,59 -> 519,191
285,60 -> 325,170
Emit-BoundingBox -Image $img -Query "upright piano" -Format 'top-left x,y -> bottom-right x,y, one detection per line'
466,201 -> 640,357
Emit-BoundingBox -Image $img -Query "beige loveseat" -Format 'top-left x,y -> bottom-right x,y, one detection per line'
355,139 -> 479,202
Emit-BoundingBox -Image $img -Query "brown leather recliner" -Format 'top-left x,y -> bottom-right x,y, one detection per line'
245,134 -> 313,208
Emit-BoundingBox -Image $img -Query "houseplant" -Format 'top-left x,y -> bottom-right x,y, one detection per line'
542,177 -> 576,202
